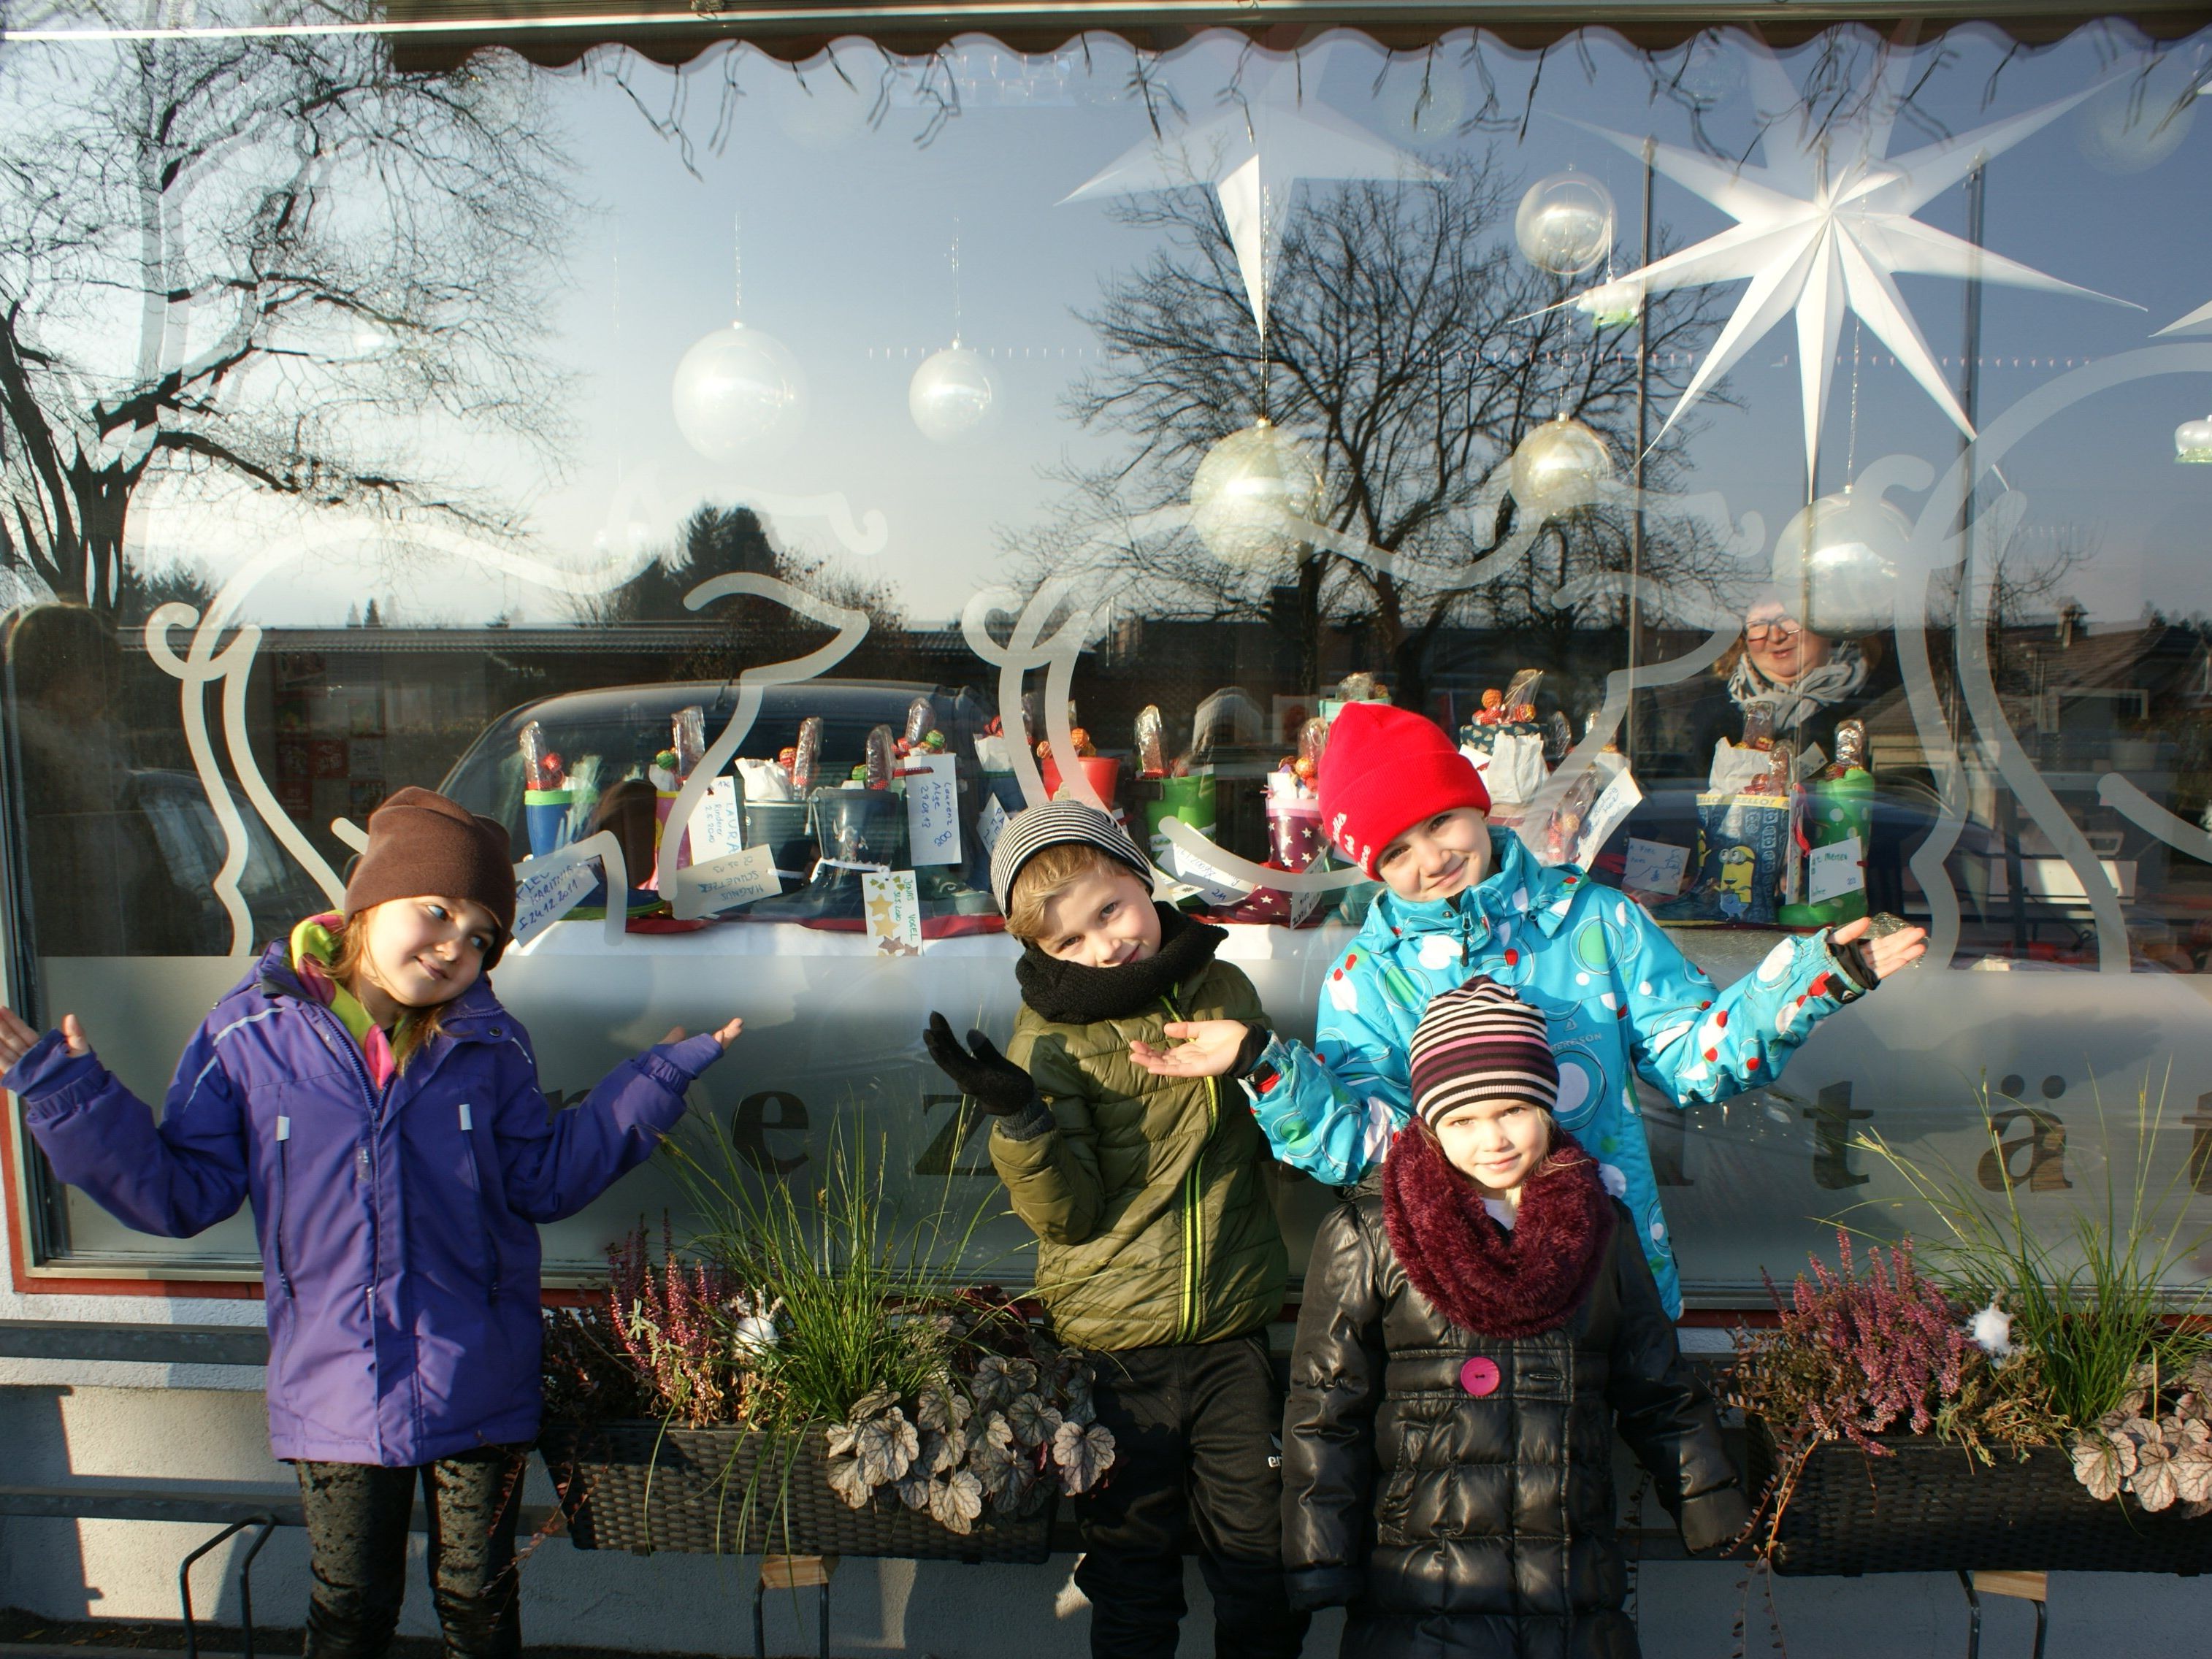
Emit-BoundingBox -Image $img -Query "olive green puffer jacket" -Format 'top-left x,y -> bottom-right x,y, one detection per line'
992,958 -> 1289,1352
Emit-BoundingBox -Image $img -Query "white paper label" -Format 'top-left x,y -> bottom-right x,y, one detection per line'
688,775 -> 746,864
674,843 -> 783,914
511,858 -> 600,948
903,754 -> 962,868
1807,834 -> 1866,905
1572,770 -> 1644,869
1621,838 -> 1691,897
862,869 -> 923,955
1166,842 -> 1247,908
978,794 -> 1011,858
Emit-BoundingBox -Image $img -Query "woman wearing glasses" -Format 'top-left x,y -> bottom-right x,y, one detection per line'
1700,587 -> 1897,763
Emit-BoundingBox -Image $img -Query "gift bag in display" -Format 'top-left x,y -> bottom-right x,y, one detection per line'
1777,772 -> 1874,927
1658,792 -> 1790,924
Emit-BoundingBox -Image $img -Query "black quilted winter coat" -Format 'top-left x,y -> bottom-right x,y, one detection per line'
1282,1189 -> 1749,1659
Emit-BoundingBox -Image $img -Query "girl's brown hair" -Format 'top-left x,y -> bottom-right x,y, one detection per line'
1005,842 -> 1141,943
329,905 -> 451,1072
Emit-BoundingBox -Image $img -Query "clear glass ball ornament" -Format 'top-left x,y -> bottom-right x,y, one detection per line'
1508,415 -> 1613,518
670,323 -> 806,461
1189,421 -> 1324,564
1377,60 -> 1466,144
908,344 -> 997,444
2177,417 -> 2212,464
1770,487 -> 1912,635
1515,173 -> 1615,276
2075,58 -> 2200,175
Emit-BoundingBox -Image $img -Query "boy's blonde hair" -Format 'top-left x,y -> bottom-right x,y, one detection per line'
1006,842 -> 1144,943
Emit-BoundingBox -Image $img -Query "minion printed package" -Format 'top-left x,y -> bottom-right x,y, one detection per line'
1657,792 -> 1791,924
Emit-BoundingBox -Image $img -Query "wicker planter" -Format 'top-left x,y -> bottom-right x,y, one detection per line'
537,1420 -> 1057,1563
1746,1419 -> 2212,1576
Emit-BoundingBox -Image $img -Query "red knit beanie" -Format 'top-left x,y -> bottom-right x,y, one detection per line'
1317,702 -> 1491,878
345,787 -> 517,963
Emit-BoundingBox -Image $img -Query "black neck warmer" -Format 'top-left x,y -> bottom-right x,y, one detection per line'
1015,903 -> 1228,1024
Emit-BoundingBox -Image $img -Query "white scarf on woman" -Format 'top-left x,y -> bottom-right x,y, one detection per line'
1727,637 -> 1868,736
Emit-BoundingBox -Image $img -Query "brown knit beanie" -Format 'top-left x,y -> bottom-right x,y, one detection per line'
345,787 -> 516,964
1408,977 -> 1560,1128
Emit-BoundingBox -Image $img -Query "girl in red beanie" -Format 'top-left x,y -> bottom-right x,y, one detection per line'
1133,702 -> 1924,1317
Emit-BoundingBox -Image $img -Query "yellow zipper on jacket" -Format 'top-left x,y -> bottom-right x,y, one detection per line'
1160,989 -> 1217,1345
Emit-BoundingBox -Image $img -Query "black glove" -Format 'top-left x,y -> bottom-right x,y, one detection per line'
1829,934 -> 1880,996
923,1013 -> 1036,1116
1233,1021 -> 1272,1079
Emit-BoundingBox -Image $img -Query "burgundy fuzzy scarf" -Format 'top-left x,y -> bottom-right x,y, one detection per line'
1380,1126 -> 1616,1340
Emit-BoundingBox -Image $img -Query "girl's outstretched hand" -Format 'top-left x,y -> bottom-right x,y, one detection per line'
1130,1019 -> 1249,1078
659,1018 -> 744,1051
1832,916 -> 1928,982
0,1008 -> 90,1071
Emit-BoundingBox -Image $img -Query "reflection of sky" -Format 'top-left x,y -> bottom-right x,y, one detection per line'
44,24 -> 2212,627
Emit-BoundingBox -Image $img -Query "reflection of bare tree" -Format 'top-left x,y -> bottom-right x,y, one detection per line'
1935,524 -> 2089,695
0,9 -> 575,616
1020,168 -> 1730,705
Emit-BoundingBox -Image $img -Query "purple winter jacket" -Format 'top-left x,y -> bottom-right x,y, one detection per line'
4,941 -> 723,1465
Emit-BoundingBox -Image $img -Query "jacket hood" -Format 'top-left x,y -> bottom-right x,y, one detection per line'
1360,830 -> 1582,951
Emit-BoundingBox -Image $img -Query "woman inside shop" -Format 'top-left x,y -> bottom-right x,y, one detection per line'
1691,586 -> 1899,766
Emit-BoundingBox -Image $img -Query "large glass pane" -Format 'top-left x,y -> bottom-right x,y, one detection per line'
4,13 -> 2209,1300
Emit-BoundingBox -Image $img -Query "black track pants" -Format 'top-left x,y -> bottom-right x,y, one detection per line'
294,1444 -> 528,1659
1074,1332 -> 1311,1659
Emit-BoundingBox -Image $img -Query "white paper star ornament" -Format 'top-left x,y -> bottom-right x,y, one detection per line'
1574,49 -> 2137,480
1062,66 -> 1442,337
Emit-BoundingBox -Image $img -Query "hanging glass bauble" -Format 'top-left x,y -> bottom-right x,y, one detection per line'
2177,417 -> 2212,464
1508,415 -> 1612,518
1572,280 -> 1645,329
1770,487 -> 1911,635
671,323 -> 806,461
1188,421 -> 1323,564
1514,172 -> 1615,276
2075,58 -> 2199,175
908,344 -> 997,444
1377,61 -> 1466,145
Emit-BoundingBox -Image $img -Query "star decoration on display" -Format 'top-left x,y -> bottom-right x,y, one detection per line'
1575,47 -> 2136,479
2147,69 -> 2212,334
1061,55 -> 1442,337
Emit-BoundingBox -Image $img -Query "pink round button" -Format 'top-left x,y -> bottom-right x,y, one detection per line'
1459,1356 -> 1501,1398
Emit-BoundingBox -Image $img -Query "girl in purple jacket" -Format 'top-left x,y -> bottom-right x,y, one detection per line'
0,788 -> 743,1659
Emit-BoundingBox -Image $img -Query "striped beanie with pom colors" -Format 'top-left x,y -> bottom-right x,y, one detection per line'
1408,977 -> 1560,1128
987,800 -> 1154,916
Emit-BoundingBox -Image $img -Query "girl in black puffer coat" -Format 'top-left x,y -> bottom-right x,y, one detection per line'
1282,978 -> 1749,1659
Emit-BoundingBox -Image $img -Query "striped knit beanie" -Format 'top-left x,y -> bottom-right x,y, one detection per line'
987,800 -> 1154,915
1408,977 -> 1560,1127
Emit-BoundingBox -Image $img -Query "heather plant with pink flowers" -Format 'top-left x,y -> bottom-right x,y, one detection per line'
1725,1229 -> 2058,1558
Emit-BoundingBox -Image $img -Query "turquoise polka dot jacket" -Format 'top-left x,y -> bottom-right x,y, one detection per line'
1241,830 -> 1867,1317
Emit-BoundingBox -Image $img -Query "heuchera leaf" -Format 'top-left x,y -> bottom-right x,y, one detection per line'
1053,1419 -> 1117,1495
928,1470 -> 984,1534
2070,1435 -> 2125,1503
971,1356 -> 1019,1409
827,1452 -> 875,1511
895,1473 -> 933,1511
2135,1441 -> 2182,1512
851,1408 -> 919,1485
1009,1395 -> 1065,1448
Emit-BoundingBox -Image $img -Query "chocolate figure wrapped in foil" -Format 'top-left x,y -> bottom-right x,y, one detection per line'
864,724 -> 898,791
671,705 -> 706,780
1135,705 -> 1167,780
791,716 -> 824,795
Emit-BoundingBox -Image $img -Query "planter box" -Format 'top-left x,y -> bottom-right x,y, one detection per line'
537,1420 -> 1055,1563
1746,1421 -> 2212,1576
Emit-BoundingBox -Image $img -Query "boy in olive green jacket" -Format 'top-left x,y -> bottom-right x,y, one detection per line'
925,802 -> 1305,1659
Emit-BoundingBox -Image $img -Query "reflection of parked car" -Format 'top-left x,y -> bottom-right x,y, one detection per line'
126,770 -> 337,954
438,679 -> 992,896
